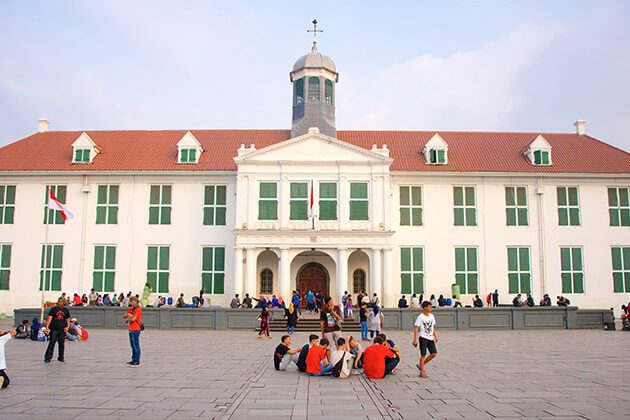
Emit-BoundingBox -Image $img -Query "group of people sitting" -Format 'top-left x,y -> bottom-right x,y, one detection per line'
620,303 -> 630,331
13,318 -> 88,342
273,333 -> 399,379
57,290 -> 141,307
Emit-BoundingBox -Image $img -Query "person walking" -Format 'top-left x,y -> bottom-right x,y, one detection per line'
285,302 -> 299,334
257,307 -> 271,339
44,297 -> 70,363
413,301 -> 438,378
0,329 -> 17,388
492,289 -> 499,307
123,296 -> 143,367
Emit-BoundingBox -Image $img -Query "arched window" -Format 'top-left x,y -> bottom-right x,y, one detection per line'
325,79 -> 333,105
260,269 -> 273,294
308,77 -> 320,102
294,78 -> 304,105
353,269 -> 366,294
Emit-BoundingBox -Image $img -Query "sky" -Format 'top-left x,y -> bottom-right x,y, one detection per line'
1,1 -> 629,151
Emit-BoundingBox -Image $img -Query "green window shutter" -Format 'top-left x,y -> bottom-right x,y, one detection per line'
180,149 -> 188,163
214,247 -> 225,271
455,273 -> 466,294
290,183 -> 307,198
150,186 -> 160,205
53,245 -> 63,268
401,273 -> 411,294
561,273 -> 571,293
621,209 -> 630,226
608,188 -> 618,206
94,246 -> 104,270
506,208 -> 516,226
205,186 -> 215,205
613,272 -> 624,292
148,207 -> 159,224
437,149 -> 445,164
0,244 -> 10,268
534,150 -> 541,165
214,273 -> 225,294
623,247 -> 630,269
400,208 -> 410,226
109,185 -> 119,205
202,247 -> 213,271
505,187 -> 515,206
74,149 -> 81,162
455,248 -> 465,271
467,248 -> 477,271
560,248 -> 571,271
320,183 -> 336,198
453,187 -> 463,206
96,207 -> 107,224
541,151 -> 549,165
507,248 -> 518,271
557,187 -> 567,206
413,273 -> 424,293
412,208 -> 423,226
290,201 -> 308,220
104,272 -> 115,292
516,187 -> 527,206
568,208 -> 580,226
105,246 -> 116,270
567,187 -> 578,206
350,183 -> 368,199
465,187 -> 475,205
147,247 -> 158,270
411,187 -> 422,205
400,186 -> 409,206
573,273 -> 584,293
517,208 -> 528,226
319,201 -> 336,220
508,273 -> 519,294
159,247 -> 169,270
571,248 -> 582,270
467,274 -> 478,294
215,207 -> 226,225
412,248 -> 423,271
93,272 -> 103,292
625,273 -> 630,294
400,248 -> 411,271
521,274 -> 531,293
612,247 -> 622,270
109,206 -> 118,224
619,188 -> 629,206
558,208 -> 568,226
202,273 -> 213,293
216,186 -> 226,205
350,201 -> 368,220
158,272 -> 169,293
161,207 -> 171,224
519,248 -> 530,271
6,185 -> 15,204
454,208 -> 464,226
97,185 -> 107,204
465,208 -> 477,226
189,149 -> 196,162
162,186 -> 172,205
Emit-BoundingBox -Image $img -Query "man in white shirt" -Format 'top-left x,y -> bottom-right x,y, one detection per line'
412,301 -> 438,378
0,330 -> 17,389
330,337 -> 355,379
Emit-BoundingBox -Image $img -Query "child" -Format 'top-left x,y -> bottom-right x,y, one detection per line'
257,307 -> 271,339
0,330 -> 17,389
412,301 -> 438,378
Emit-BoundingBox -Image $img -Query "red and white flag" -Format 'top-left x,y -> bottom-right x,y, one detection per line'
309,180 -> 314,212
48,191 -> 74,221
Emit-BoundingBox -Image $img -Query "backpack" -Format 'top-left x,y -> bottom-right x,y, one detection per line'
332,352 -> 346,378
296,344 -> 309,372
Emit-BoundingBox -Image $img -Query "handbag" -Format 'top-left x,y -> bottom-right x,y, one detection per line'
132,307 -> 145,331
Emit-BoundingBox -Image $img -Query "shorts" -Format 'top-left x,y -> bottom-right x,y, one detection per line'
419,337 -> 437,356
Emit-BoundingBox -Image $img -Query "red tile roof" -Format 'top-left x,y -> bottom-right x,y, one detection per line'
0,129 -> 628,174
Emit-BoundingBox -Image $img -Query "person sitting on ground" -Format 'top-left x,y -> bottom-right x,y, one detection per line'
330,337 -> 355,379
378,333 -> 401,373
274,335 -> 302,371
242,293 -> 252,309
176,294 -> 196,308
512,294 -> 525,307
347,336 -> 363,369
363,336 -> 399,379
230,294 -> 241,309
473,295 -> 484,308
37,322 -> 48,342
437,295 -> 445,307
66,318 -> 83,341
15,320 -> 29,339
191,296 -> 200,307
296,334 -> 318,373
306,337 -> 333,376
398,295 -> 409,309
525,293 -> 535,307
451,295 -> 462,308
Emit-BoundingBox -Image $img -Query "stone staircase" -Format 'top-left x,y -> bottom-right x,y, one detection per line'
268,312 -> 361,332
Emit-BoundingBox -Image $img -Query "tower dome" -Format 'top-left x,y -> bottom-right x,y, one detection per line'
289,38 -> 339,138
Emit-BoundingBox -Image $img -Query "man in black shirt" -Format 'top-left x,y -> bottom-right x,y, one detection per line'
398,296 -> 409,308
320,297 -> 342,344
296,334 -> 318,373
44,298 -> 70,363
273,335 -> 301,371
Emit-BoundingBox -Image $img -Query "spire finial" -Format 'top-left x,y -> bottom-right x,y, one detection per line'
307,19 -> 323,44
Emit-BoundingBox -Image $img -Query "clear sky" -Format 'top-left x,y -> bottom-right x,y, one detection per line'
1,1 -> 629,151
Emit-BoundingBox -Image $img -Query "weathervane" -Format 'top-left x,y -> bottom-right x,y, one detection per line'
307,19 -> 323,42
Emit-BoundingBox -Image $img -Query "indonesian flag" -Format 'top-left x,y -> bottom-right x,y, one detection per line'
310,180 -> 314,212
48,191 -> 74,221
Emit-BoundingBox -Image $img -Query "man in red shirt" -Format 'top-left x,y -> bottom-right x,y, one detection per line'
123,296 -> 142,367
305,337 -> 333,376
362,336 -> 399,379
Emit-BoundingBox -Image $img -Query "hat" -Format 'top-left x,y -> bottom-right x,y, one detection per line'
71,318 -> 77,322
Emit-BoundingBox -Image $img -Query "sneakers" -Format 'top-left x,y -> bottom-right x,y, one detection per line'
126,361 -> 133,365
44,360 -> 51,364
57,359 -> 65,363
129,362 -> 140,367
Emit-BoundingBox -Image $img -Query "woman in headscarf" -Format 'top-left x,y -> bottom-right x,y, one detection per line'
285,302 -> 299,334
142,282 -> 152,307
367,305 -> 384,339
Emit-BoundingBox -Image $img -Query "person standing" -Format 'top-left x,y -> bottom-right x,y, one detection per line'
141,282 -> 153,307
123,296 -> 142,367
88,289 -> 98,306
0,330 -> 17,388
367,305 -> 384,338
320,297 -> 342,344
359,303 -> 369,341
285,302 -> 298,334
492,289 -> 499,307
257,307 -> 271,339
44,297 -> 71,363
413,301 -> 438,378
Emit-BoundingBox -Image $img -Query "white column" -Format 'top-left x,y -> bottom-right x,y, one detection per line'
336,248 -> 348,302
244,248 -> 257,297
382,248 -> 393,308
233,247 -> 244,297
279,248 -> 291,301
370,248 -> 383,302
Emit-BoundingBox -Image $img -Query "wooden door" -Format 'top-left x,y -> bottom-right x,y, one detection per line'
298,264 -> 328,301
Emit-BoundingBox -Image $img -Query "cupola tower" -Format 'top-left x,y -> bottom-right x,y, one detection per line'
290,20 -> 338,138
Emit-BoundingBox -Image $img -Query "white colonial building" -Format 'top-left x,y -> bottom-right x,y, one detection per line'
0,41 -> 629,313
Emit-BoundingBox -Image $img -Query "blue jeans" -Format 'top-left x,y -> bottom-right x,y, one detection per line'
360,321 -> 368,340
309,361 -> 333,376
129,330 -> 141,364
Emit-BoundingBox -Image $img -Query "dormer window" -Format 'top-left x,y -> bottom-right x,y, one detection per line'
422,133 -> 449,165
176,131 -> 203,165
71,132 -> 99,164
533,150 -> 550,165
527,135 -> 552,166
179,148 -> 197,164
74,148 -> 91,163
429,149 -> 446,164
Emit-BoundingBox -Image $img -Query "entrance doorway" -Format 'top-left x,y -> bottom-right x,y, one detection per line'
297,263 -> 329,300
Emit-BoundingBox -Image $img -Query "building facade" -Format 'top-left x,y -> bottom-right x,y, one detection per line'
0,42 -> 629,313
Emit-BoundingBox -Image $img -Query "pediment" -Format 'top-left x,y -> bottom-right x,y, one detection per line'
529,134 -> 551,150
423,133 -> 448,150
71,132 -> 98,149
177,131 -> 203,150
234,131 -> 392,164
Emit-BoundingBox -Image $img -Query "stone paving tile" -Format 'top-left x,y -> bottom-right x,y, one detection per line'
1,324 -> 629,419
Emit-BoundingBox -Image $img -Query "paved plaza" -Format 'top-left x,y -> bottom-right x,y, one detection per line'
0,322 -> 628,419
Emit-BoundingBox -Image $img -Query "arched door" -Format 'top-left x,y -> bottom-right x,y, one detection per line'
297,263 -> 329,300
